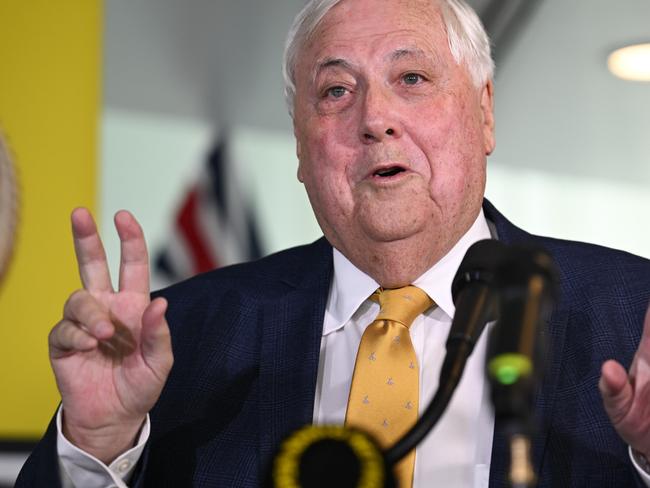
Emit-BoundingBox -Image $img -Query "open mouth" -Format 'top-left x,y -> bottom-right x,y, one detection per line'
373,166 -> 406,178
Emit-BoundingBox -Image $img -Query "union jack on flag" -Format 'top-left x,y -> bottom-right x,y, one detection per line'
154,137 -> 264,285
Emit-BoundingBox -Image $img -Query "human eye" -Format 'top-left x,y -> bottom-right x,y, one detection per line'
402,72 -> 424,85
325,85 -> 348,99
316,79 -> 355,113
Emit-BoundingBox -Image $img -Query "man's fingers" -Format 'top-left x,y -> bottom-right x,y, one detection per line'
71,208 -> 114,293
63,290 -> 114,340
49,319 -> 98,358
599,359 -> 634,425
140,298 -> 173,379
115,210 -> 150,294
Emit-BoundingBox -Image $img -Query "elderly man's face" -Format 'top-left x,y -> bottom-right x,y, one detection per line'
293,0 -> 495,280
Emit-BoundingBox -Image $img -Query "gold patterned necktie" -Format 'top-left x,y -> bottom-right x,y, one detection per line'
345,286 -> 434,488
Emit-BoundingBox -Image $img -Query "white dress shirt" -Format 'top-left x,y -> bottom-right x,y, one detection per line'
56,209 -> 650,487
314,209 -> 495,487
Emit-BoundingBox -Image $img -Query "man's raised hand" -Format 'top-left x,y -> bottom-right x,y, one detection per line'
49,208 -> 173,464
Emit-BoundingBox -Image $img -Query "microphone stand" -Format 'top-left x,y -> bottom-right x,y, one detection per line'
486,245 -> 558,488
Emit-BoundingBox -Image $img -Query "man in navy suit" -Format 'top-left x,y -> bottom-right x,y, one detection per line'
17,0 -> 650,486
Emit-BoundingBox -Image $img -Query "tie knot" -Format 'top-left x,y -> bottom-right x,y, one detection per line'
371,286 -> 433,329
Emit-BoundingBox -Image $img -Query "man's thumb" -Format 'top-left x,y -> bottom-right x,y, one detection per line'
599,359 -> 633,426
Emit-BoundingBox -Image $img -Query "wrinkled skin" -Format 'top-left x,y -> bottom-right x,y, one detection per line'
292,0 -> 495,287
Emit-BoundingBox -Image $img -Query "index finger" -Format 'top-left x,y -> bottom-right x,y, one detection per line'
71,208 -> 113,292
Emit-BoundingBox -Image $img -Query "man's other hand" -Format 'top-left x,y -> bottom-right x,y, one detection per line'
600,304 -> 650,459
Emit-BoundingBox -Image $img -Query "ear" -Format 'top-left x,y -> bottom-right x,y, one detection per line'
480,79 -> 495,155
295,138 -> 305,182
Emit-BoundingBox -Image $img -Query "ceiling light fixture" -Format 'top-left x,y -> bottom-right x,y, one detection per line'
607,43 -> 650,81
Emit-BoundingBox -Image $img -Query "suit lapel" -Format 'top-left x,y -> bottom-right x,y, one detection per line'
257,238 -> 333,478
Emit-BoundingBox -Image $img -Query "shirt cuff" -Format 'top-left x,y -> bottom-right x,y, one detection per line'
56,406 -> 150,488
630,446 -> 650,487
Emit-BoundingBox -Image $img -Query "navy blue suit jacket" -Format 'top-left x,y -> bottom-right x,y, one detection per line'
17,201 -> 650,487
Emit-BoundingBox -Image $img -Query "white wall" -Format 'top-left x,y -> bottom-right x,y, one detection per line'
486,164 -> 650,257
492,0 -> 650,187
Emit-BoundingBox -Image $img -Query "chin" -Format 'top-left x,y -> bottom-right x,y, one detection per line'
354,206 -> 431,243
358,220 -> 426,243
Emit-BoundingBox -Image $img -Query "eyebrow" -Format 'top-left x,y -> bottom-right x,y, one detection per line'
390,47 -> 433,62
314,57 -> 354,76
312,48 -> 440,80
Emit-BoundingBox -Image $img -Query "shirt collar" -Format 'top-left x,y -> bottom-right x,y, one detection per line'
323,209 -> 493,336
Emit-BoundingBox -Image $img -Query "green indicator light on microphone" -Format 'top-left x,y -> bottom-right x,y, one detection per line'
496,365 -> 519,385
488,353 -> 532,385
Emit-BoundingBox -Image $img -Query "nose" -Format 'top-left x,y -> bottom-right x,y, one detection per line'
359,85 -> 402,143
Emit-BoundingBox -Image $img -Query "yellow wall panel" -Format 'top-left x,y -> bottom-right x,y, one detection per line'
0,1 -> 102,438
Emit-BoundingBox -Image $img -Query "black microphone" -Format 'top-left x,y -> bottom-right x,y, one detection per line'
385,239 -> 507,466
448,239 -> 508,360
487,245 -> 558,488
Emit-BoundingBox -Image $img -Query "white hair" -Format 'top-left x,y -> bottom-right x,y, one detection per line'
282,0 -> 494,116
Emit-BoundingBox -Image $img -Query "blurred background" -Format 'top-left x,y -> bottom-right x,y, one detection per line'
1,0 -> 648,484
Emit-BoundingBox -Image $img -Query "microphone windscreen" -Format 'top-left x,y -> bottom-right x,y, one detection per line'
271,425 -> 394,488
452,239 -> 508,305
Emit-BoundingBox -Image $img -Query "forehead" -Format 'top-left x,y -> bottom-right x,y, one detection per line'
300,0 -> 449,68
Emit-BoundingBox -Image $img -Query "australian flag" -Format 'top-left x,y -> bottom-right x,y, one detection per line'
154,137 -> 264,285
